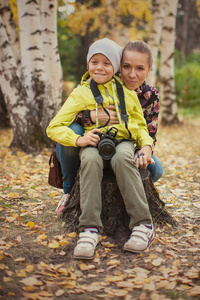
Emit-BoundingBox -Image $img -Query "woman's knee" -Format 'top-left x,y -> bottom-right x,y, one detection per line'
148,155 -> 163,182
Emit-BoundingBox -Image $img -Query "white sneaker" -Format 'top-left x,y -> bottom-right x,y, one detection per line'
74,231 -> 99,260
123,224 -> 155,253
56,193 -> 70,215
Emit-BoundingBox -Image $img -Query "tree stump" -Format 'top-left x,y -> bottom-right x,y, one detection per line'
63,168 -> 177,245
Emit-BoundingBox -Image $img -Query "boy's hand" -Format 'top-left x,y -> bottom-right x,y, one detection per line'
76,128 -> 102,147
134,145 -> 154,169
90,105 -> 120,125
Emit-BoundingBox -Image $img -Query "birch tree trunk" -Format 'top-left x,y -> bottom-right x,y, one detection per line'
0,0 -> 62,151
147,0 -> 166,86
0,14 -> 31,150
40,1 -> 63,132
0,0 -> 20,128
160,0 -> 179,125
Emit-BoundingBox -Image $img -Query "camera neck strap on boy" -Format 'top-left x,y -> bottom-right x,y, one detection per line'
90,78 -> 132,139
90,79 -> 110,128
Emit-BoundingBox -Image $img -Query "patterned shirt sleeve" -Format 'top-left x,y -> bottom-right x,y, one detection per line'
74,110 -> 94,127
135,82 -> 159,148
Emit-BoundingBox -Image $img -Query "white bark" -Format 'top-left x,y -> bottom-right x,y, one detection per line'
17,0 -> 45,105
0,15 -> 30,149
40,0 -> 63,129
160,0 -> 179,125
0,0 -> 20,67
147,0 -> 166,86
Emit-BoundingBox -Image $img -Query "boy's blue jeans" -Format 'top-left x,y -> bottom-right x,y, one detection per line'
56,123 -> 163,194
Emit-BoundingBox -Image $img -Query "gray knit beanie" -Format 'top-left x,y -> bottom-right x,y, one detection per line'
87,38 -> 122,74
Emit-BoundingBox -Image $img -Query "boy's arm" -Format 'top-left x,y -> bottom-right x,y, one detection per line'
46,89 -> 86,147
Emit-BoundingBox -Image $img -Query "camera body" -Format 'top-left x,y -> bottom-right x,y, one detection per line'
95,127 -> 118,160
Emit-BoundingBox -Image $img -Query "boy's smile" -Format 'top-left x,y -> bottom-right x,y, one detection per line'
88,53 -> 114,85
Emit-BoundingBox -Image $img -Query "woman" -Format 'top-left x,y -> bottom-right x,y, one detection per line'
55,40 -> 163,214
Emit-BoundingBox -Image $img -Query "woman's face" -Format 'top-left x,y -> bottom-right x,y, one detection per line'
120,50 -> 150,90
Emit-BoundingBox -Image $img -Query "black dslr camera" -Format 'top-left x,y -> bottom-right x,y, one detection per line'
95,127 -> 118,160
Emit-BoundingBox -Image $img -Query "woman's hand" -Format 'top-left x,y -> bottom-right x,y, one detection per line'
134,145 -> 155,169
90,105 -> 120,125
76,128 -> 102,147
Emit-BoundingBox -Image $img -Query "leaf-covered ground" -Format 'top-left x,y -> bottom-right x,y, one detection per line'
0,118 -> 200,300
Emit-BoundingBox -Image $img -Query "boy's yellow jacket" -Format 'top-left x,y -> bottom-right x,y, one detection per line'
46,72 -> 153,149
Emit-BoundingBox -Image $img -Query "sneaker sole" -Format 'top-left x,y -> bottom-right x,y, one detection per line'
73,253 -> 95,260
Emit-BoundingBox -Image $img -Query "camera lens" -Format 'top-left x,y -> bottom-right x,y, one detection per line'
98,139 -> 116,160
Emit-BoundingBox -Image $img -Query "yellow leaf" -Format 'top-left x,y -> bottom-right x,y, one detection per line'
55,289 -> 65,296
116,281 -> 135,289
50,192 -> 56,198
17,269 -> 27,277
25,265 -> 34,273
9,192 -> 16,198
7,292 -> 15,296
66,232 -> 77,238
62,280 -> 76,289
105,274 -> 126,282
39,290 -> 53,297
107,289 -> 128,297
15,257 -> 26,262
59,240 -> 68,246
151,258 -> 164,266
22,293 -> 38,300
48,240 -> 60,249
36,233 -> 47,241
107,259 -> 120,266
20,276 -> 43,286
188,286 -> 200,296
3,277 -> 12,282
23,286 -> 35,292
6,217 -> 16,223
27,222 -> 35,228
79,263 -> 96,271
0,255 -> 4,261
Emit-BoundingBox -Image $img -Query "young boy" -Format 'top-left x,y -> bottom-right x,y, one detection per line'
47,38 -> 154,259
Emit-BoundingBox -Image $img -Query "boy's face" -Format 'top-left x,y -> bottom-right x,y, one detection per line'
88,54 -> 114,85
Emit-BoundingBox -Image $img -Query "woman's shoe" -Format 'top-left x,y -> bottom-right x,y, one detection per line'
56,193 -> 70,215
74,231 -> 99,259
123,224 -> 155,253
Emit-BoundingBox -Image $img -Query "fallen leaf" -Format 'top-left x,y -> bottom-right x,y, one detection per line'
48,240 -> 60,249
27,221 -> 35,228
20,276 -> 43,286
55,289 -> 65,296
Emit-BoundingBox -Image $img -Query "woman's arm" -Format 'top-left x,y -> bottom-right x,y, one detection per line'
138,84 -> 159,148
75,105 -> 119,127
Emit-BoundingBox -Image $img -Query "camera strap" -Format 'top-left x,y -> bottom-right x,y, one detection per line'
90,78 -> 132,139
113,77 -> 132,139
90,79 -> 110,128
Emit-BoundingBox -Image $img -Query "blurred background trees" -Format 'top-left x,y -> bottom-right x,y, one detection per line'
57,0 -> 200,121
0,0 -> 200,151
